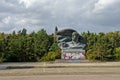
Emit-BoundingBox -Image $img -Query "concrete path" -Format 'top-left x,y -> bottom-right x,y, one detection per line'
0,75 -> 120,80
0,62 -> 120,80
1,62 -> 120,69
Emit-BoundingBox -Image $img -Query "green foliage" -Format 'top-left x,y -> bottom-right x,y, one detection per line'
40,41 -> 61,61
0,33 -> 6,62
0,28 -> 54,62
0,52 -> 5,63
49,42 -> 59,51
33,29 -> 51,61
114,47 -> 120,60
83,31 -> 119,61
1,28 -> 120,62
40,52 -> 57,61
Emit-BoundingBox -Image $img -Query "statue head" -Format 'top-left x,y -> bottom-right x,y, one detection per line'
72,32 -> 79,43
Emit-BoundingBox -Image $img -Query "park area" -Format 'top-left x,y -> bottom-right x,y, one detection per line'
0,62 -> 120,80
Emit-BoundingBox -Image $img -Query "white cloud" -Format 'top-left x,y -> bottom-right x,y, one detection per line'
93,0 -> 120,12
2,16 -> 11,24
19,0 -> 36,8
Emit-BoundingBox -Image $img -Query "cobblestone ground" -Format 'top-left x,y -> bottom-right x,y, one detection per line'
0,62 -> 120,80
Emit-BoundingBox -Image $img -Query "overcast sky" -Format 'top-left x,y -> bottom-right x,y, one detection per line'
0,0 -> 120,34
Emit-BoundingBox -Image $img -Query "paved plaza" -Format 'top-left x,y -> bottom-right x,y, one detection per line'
0,75 -> 120,80
0,62 -> 120,80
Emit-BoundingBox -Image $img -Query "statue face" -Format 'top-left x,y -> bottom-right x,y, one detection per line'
72,32 -> 79,42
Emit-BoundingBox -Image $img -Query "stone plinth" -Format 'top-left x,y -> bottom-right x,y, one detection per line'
61,49 -> 86,60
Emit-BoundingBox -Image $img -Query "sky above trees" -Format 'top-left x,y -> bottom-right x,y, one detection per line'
0,0 -> 120,34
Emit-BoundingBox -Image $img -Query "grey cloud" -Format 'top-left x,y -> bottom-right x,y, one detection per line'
88,0 -> 120,27
0,0 -> 120,34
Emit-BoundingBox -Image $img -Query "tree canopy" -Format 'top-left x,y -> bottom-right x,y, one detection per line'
0,28 -> 120,62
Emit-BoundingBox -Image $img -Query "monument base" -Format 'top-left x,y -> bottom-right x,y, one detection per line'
55,49 -> 89,63
55,59 -> 90,63
61,49 -> 86,60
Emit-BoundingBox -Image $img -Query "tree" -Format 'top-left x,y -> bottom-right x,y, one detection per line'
1,28 -> 120,62
21,28 -> 27,36
114,47 -> 120,60
33,29 -> 50,60
0,33 -> 6,62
